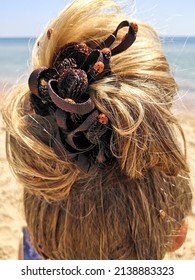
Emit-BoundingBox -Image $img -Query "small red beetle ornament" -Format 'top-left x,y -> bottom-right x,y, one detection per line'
159,209 -> 166,219
131,22 -> 138,33
93,61 -> 104,74
98,113 -> 109,125
47,28 -> 54,39
102,48 -> 112,59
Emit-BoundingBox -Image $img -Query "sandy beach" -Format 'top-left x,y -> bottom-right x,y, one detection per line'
0,90 -> 194,260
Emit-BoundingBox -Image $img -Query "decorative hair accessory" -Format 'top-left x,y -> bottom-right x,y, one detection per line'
28,21 -> 138,172
47,28 -> 54,40
159,209 -> 167,220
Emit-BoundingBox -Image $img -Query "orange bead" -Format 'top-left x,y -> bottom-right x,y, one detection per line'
131,22 -> 138,33
93,61 -> 104,73
102,48 -> 111,59
98,113 -> 108,125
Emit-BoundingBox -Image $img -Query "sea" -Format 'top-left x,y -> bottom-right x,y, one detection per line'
0,36 -> 195,109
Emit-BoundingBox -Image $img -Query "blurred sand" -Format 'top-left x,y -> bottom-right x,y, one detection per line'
0,92 -> 194,260
0,115 -> 25,260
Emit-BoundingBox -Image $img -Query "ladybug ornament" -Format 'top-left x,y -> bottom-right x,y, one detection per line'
93,61 -> 105,74
131,22 -> 138,33
98,113 -> 109,125
102,48 -> 112,60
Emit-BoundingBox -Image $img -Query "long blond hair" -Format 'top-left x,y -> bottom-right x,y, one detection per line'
2,0 -> 192,259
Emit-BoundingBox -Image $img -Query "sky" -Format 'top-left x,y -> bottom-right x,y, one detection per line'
0,0 -> 194,37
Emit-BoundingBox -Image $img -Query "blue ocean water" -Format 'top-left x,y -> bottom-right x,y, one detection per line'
0,37 -> 195,95
0,37 -> 36,87
162,36 -> 195,94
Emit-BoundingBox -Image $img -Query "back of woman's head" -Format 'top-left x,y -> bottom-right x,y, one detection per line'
2,0 -> 192,259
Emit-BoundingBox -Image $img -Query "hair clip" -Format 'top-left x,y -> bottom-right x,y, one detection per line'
29,21 -> 138,172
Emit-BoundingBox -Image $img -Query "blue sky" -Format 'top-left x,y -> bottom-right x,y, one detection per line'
0,0 -> 194,37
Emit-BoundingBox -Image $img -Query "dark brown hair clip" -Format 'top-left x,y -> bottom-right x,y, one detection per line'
28,21 -> 138,172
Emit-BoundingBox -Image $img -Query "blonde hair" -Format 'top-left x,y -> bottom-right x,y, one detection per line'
2,0 -> 192,259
